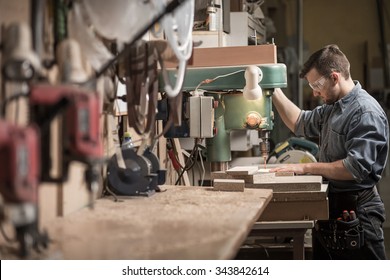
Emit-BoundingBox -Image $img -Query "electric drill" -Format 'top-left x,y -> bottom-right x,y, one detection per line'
29,84 -> 103,207
0,120 -> 49,257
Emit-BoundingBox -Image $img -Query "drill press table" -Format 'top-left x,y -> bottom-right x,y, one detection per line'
0,185 -> 272,260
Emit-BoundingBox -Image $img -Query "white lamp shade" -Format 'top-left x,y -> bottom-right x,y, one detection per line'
243,66 -> 263,100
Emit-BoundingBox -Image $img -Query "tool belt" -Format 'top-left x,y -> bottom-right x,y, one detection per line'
314,218 -> 364,251
313,187 -> 376,252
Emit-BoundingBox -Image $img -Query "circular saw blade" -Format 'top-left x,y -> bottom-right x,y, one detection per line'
276,150 -> 317,164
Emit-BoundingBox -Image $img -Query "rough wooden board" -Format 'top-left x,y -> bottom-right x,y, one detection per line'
271,184 -> 328,202
213,170 -> 299,184
259,199 -> 329,221
251,172 -> 275,181
165,44 -> 277,68
252,220 -> 315,230
211,171 -> 254,183
213,179 -> 245,192
275,171 -> 295,177
248,175 -> 322,191
226,166 -> 259,175
1,185 -> 272,260
210,171 -> 234,180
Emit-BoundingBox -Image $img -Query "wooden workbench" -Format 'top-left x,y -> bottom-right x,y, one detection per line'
1,185 -> 272,260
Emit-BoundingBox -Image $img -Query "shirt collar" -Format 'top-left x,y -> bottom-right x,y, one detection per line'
334,81 -> 361,111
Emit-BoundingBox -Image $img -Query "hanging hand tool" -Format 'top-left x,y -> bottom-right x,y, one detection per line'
0,120 -> 49,257
29,84 -> 104,207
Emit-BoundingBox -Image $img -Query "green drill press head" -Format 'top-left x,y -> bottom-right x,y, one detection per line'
159,63 -> 287,164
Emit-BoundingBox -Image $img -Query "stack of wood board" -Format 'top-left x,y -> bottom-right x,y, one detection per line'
211,166 -> 328,221
213,179 -> 245,192
259,184 -> 328,221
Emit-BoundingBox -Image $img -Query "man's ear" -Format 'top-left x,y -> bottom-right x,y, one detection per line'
330,72 -> 340,84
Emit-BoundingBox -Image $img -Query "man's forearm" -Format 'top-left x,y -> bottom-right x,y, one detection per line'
303,160 -> 354,181
270,159 -> 355,181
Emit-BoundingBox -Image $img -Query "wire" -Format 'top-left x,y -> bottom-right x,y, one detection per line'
194,69 -> 245,93
159,0 -> 194,98
198,149 -> 205,186
80,0 -> 187,84
175,138 -> 200,185
103,178 -> 123,203
125,41 -> 158,137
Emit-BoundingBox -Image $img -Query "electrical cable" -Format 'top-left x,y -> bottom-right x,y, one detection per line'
198,149 -> 205,186
167,139 -> 182,179
194,69 -> 246,93
82,0 -> 188,84
158,0 -> 194,98
103,178 -> 123,203
175,138 -> 200,185
161,0 -> 193,61
169,138 -> 185,170
125,41 -> 158,136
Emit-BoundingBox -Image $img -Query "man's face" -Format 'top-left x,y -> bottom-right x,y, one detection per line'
306,68 -> 338,105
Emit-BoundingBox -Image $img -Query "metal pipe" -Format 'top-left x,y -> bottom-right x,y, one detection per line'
31,0 -> 45,57
376,0 -> 390,87
297,0 -> 303,108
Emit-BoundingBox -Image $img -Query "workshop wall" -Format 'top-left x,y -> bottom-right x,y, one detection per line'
265,0 -> 389,98
302,0 -> 387,90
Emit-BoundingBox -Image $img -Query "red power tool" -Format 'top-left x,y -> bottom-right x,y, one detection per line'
0,121 -> 39,203
29,84 -> 103,206
0,120 -> 49,257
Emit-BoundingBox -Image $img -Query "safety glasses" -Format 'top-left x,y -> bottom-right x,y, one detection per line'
308,76 -> 327,91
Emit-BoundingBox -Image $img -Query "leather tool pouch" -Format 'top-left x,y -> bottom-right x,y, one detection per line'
314,219 -> 364,251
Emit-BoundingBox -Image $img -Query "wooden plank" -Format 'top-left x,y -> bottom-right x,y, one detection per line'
211,171 -> 254,183
226,166 -> 259,175
156,120 -> 167,172
275,171 -> 295,177
165,44 -> 277,68
214,169 -> 297,184
252,220 -> 315,230
271,184 -> 328,202
210,171 -> 233,180
0,186 -> 273,260
213,179 -> 245,192
259,199 -> 329,221
247,175 -> 322,192
190,44 -> 277,67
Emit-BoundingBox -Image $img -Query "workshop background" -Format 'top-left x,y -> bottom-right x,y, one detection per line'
1,0 -> 390,259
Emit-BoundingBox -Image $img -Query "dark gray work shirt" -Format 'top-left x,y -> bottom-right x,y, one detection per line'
295,82 -> 389,193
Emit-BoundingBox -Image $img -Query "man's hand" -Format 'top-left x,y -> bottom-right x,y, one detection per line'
269,164 -> 307,175
269,160 -> 355,181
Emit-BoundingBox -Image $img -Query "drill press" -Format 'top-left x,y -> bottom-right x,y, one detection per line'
160,63 -> 287,171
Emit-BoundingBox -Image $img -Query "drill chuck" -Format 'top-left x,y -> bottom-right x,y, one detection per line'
260,140 -> 270,159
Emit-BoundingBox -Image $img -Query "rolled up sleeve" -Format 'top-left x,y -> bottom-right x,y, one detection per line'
342,111 -> 388,183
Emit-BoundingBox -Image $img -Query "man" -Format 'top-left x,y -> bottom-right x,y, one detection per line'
271,44 -> 388,259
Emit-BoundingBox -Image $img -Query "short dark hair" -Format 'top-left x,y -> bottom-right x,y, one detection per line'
299,44 -> 351,79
